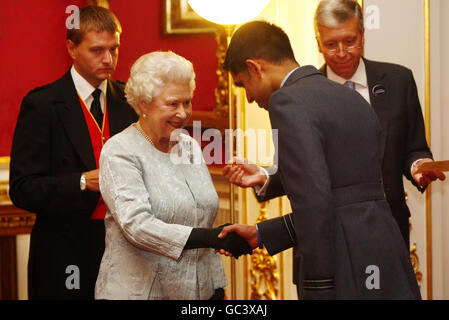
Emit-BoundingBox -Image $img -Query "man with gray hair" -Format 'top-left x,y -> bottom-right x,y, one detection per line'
10,5 -> 137,299
314,0 -> 445,250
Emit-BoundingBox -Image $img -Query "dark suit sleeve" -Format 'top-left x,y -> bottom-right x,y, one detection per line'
402,70 -> 432,190
258,90 -> 335,280
9,94 -> 97,217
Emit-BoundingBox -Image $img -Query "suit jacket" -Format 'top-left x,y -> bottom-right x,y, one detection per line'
320,58 -> 432,248
9,70 -> 138,299
257,66 -> 420,299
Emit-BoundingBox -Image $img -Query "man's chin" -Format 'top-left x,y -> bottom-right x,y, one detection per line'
97,74 -> 111,81
331,65 -> 357,79
96,70 -> 114,80
256,100 -> 269,110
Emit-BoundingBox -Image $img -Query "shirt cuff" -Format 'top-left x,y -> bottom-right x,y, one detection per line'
411,158 -> 426,174
254,167 -> 270,197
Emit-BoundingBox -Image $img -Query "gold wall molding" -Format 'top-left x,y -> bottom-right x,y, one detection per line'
0,205 -> 35,236
424,0 -> 432,300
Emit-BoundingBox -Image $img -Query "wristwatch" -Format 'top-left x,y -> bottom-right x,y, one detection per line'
80,173 -> 87,191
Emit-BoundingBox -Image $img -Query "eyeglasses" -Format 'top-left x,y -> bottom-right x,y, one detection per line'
324,45 -> 362,55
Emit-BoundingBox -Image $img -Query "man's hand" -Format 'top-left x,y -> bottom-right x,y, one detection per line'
83,169 -> 100,192
223,158 -> 267,188
411,158 -> 446,187
217,224 -> 259,257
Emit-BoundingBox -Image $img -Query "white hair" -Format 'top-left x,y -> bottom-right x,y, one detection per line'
125,51 -> 196,115
314,0 -> 364,37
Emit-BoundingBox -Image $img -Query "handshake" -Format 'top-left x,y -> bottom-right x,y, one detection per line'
185,224 -> 254,258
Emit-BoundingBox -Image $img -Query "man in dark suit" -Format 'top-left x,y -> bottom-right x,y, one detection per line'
219,20 -> 421,299
9,6 -> 137,299
314,0 -> 445,249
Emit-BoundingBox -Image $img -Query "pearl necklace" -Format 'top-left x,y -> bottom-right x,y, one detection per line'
133,122 -> 155,147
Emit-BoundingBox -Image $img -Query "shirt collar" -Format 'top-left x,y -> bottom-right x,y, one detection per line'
70,65 -> 107,101
280,67 -> 301,88
326,58 -> 367,88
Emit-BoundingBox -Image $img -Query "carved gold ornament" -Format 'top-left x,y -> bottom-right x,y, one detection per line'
250,201 -> 279,300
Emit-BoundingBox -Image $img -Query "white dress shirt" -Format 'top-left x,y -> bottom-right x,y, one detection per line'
327,58 -> 371,105
70,65 -> 107,113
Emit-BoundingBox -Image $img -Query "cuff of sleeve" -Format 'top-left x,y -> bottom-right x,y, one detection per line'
255,167 -> 270,196
411,158 -> 424,174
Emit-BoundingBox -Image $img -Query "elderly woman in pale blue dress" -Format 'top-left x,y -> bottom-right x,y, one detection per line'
94,51 -> 251,300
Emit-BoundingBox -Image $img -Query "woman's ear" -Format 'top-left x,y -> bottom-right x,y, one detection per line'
138,101 -> 148,117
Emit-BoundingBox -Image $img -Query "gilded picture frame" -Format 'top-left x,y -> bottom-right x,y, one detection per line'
164,0 -> 219,34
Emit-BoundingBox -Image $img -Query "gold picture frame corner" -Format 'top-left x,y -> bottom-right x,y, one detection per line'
164,0 -> 219,35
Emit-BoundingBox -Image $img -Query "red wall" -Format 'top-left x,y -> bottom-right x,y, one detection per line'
0,0 -> 218,156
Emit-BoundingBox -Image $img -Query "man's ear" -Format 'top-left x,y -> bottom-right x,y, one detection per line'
66,39 -> 76,60
245,59 -> 263,79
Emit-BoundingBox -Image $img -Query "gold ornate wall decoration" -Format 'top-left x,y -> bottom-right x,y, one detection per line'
409,218 -> 422,287
410,243 -> 423,287
214,27 -> 236,119
250,201 -> 279,300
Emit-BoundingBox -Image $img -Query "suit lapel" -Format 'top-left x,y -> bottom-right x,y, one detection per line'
319,64 -> 327,77
55,70 -> 96,170
106,80 -> 132,136
364,58 -> 388,161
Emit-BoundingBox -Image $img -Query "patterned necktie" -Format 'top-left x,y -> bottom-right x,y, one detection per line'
91,89 -> 103,128
344,80 -> 356,90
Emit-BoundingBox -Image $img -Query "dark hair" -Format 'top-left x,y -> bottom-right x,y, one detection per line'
223,20 -> 296,74
66,5 -> 122,46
